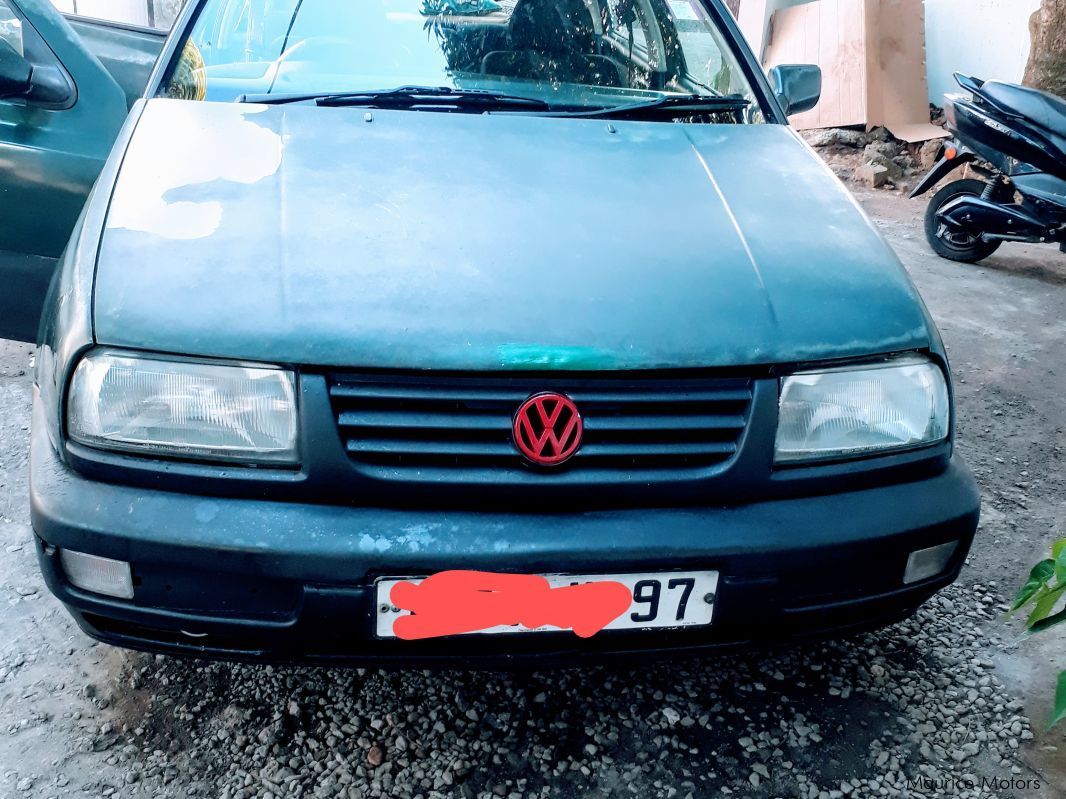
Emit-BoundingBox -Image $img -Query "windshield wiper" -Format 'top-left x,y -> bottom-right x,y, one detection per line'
549,94 -> 750,120
238,85 -> 551,111
237,86 -> 747,119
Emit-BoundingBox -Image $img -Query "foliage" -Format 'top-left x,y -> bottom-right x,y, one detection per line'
419,0 -> 502,76
421,0 -> 502,16
1011,538 -> 1066,728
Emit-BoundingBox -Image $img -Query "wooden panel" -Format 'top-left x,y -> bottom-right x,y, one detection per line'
737,0 -> 770,59
762,0 -> 946,139
872,0 -> 949,140
863,0 -> 881,128
763,0 -> 868,129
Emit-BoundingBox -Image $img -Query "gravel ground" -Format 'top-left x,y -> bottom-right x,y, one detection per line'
0,189 -> 1064,798
90,585 -> 1039,799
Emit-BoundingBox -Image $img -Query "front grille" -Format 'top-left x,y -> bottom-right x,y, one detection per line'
327,373 -> 753,479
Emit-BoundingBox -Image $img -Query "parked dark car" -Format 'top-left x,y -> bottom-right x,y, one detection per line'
0,0 -> 978,664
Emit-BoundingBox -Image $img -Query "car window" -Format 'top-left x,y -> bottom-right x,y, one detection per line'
49,0 -> 186,31
0,0 -> 22,54
162,0 -> 762,116
667,0 -> 745,94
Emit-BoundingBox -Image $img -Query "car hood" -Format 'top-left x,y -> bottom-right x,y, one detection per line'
93,99 -> 933,371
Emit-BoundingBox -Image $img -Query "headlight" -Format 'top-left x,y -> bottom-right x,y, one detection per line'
67,350 -> 298,465
775,355 -> 949,463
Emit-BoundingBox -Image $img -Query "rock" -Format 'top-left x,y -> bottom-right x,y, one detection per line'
865,141 -> 899,161
805,129 -> 839,147
893,153 -> 918,174
866,153 -> 903,181
662,708 -> 681,726
919,138 -> 944,169
366,745 -> 384,767
855,163 -> 890,188
805,127 -> 866,149
868,125 -> 892,142
836,129 -> 867,148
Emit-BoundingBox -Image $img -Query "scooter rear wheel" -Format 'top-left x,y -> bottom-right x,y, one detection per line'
924,179 -> 1003,263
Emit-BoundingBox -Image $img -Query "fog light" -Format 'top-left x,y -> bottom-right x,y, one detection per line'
904,541 -> 958,585
60,550 -> 134,599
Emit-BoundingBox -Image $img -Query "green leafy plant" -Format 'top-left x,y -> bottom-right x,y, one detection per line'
421,0 -> 502,16
1011,538 -> 1066,728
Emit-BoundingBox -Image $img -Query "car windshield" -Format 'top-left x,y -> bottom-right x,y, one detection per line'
162,0 -> 763,119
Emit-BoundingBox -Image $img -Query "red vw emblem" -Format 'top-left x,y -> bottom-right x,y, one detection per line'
512,392 -> 583,466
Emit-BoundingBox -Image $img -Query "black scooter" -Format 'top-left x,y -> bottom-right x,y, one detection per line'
911,73 -> 1066,263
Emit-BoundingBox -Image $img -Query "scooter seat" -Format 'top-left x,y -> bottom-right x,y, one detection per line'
981,81 -> 1066,138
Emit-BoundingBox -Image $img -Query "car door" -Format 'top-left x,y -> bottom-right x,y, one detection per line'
55,1 -> 174,108
0,0 -> 130,341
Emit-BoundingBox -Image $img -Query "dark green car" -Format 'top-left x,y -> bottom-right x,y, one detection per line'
1,0 -> 979,663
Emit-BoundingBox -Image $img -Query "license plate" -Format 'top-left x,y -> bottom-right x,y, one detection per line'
374,570 -> 718,638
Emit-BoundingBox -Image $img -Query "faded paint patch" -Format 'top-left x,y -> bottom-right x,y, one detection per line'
194,501 -> 219,524
358,534 -> 392,553
496,344 -> 621,371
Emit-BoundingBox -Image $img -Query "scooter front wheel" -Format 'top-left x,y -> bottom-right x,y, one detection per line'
924,179 -> 1003,263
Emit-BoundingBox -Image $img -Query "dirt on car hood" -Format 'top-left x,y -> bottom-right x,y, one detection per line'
93,98 -> 934,370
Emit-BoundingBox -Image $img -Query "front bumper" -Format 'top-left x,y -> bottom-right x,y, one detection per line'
31,396 -> 981,666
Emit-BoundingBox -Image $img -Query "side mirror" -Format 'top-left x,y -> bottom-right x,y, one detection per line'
0,38 -> 71,105
0,37 -> 32,99
769,64 -> 822,116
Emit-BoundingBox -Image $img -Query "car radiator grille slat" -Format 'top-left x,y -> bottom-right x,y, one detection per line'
328,374 -> 754,478
338,410 -> 511,431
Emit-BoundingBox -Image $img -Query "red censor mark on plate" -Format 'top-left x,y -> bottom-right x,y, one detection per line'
388,570 -> 632,640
